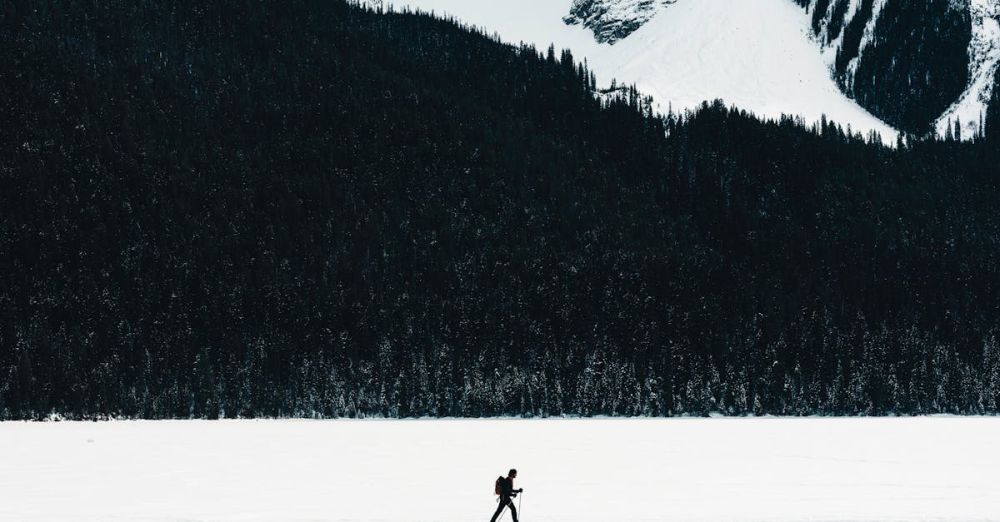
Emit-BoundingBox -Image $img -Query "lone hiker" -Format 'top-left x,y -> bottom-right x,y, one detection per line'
490,468 -> 523,522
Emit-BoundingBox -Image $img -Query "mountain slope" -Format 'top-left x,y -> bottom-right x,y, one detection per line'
566,0 -> 1000,138
934,0 -> 1000,138
802,0 -> 974,136
381,0 -> 897,140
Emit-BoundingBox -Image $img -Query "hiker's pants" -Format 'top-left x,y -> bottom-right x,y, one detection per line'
490,496 -> 517,522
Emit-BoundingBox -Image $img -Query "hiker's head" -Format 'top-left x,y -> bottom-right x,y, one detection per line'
508,469 -> 517,478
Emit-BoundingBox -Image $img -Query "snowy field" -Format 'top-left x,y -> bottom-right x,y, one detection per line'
1,418 -> 999,521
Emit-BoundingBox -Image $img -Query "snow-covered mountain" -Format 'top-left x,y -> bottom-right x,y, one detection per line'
378,0 -> 898,141
374,0 -> 1000,140
566,0 -> 1000,138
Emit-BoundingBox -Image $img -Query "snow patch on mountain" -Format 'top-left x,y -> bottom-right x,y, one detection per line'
564,0 -> 676,44
602,0 -> 897,139
935,0 -> 1000,139
842,0 -> 888,88
814,0 -> 866,45
377,0 -> 897,142
805,0 -> 887,85
811,0 -> 854,65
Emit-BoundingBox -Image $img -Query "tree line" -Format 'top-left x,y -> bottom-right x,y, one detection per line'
2,0 -> 999,419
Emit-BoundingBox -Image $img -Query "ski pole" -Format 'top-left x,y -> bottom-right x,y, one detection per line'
518,491 -> 523,520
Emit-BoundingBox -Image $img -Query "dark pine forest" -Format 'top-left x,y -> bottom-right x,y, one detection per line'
3,0 -> 1000,419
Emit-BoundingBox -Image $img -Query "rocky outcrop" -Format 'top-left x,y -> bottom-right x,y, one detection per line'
563,0 -> 675,44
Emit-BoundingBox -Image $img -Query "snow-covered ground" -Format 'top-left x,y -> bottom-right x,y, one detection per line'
375,0 -> 898,141
2,417 -> 998,521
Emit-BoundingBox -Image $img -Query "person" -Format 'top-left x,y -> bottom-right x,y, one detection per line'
490,468 -> 523,522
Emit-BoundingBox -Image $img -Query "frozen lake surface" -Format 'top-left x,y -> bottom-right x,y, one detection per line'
1,417 -> 998,521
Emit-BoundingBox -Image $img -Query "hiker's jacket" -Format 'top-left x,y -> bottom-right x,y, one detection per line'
499,477 -> 516,498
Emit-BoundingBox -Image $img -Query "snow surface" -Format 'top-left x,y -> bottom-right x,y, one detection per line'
374,0 -> 898,141
935,0 -> 1000,139
809,0 -> 876,72
2,417 -> 999,521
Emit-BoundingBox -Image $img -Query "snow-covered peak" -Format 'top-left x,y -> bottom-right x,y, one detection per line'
564,0 -> 675,44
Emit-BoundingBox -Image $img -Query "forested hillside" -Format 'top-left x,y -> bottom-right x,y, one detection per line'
2,0 -> 1000,419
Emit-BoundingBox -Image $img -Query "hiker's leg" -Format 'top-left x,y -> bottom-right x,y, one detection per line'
489,499 -> 508,522
509,499 -> 518,522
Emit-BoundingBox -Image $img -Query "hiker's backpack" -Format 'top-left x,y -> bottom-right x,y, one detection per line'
494,476 -> 505,496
